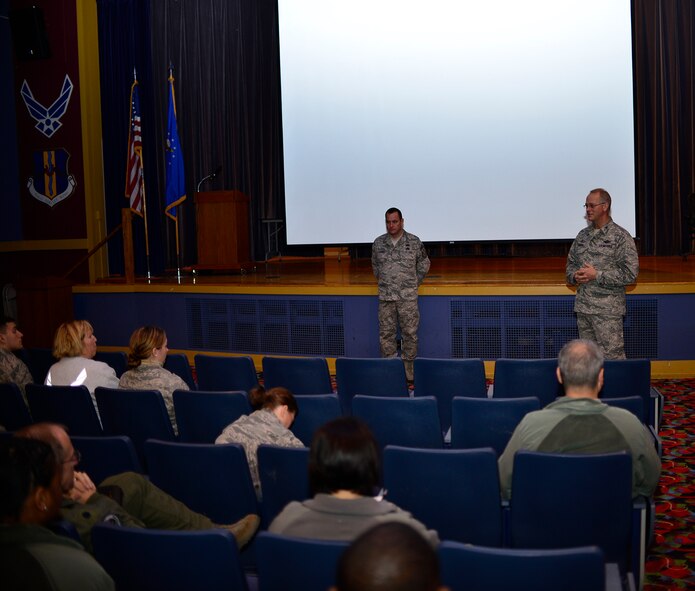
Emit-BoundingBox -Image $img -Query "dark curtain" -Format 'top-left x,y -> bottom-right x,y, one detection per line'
97,0 -> 695,269
148,0 -> 287,265
97,0 -> 164,276
634,0 -> 694,255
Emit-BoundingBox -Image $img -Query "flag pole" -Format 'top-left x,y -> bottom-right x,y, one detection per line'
140,165 -> 152,280
134,68 -> 152,279
165,64 -> 186,278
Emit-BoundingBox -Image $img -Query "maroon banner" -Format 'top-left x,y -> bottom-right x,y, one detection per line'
12,0 -> 87,240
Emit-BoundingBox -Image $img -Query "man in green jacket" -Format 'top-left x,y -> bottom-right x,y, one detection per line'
498,339 -> 660,499
17,423 -> 259,552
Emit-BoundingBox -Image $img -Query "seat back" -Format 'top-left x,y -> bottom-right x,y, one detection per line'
26,383 -> 102,436
352,396 -> 442,449
95,387 -> 176,467
71,435 -> 142,483
92,524 -> 248,591
93,351 -> 128,378
145,440 -> 258,524
439,542 -> 607,591
509,451 -> 635,572
451,396 -> 541,456
257,445 -> 310,527
291,394 -> 342,445
164,353 -> 197,390
174,389 -> 251,443
383,446 -> 503,545
492,358 -> 563,407
262,356 -> 333,395
600,359 -> 652,421
413,358 -> 487,433
0,382 -> 33,430
335,357 -> 408,413
256,532 -> 348,591
194,354 -> 259,393
23,347 -> 55,384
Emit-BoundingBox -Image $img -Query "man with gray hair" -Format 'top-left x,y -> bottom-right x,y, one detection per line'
497,339 -> 660,499
566,188 -> 639,359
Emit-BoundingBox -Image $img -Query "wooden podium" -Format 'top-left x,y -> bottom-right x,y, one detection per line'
195,190 -> 250,270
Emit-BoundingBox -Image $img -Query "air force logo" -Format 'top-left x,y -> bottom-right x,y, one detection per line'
20,75 -> 74,138
27,149 -> 76,207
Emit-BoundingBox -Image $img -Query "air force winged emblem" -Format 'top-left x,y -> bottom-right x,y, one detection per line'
20,75 -> 74,138
27,149 -> 76,207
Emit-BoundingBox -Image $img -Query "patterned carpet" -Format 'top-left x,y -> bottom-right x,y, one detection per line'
644,379 -> 695,590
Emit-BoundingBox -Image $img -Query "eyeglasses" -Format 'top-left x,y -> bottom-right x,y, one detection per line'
63,449 -> 81,464
584,202 -> 606,209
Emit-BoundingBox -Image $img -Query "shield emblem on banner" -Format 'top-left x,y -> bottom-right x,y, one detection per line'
27,148 -> 76,207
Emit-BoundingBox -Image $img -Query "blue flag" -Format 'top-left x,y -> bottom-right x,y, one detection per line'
165,70 -> 186,221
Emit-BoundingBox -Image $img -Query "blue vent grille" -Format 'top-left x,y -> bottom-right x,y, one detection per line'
186,297 -> 345,356
451,297 -> 657,359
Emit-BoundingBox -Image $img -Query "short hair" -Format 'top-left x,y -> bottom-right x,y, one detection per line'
0,316 -> 17,334
335,522 -> 442,591
127,325 -> 166,369
248,385 -> 298,414
309,417 -> 380,496
0,438 -> 57,522
385,207 -> 402,220
588,188 -> 611,212
52,320 -> 94,359
15,423 -> 69,463
558,339 -> 604,390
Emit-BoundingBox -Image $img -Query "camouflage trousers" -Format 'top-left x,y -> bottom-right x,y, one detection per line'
576,313 -> 626,360
378,299 -> 420,380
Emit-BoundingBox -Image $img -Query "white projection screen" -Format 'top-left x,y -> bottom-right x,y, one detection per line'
278,0 -> 637,245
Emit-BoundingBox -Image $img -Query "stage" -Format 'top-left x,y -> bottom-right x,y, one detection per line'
73,256 -> 695,378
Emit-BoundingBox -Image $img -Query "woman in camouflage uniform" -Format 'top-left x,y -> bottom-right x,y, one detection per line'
118,326 -> 188,435
216,385 -> 304,497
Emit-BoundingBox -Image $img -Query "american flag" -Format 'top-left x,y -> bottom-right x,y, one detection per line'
125,78 -> 144,215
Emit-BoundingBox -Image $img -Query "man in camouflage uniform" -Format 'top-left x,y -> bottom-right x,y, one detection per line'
372,208 -> 430,381
17,423 -> 260,552
566,188 -> 639,359
0,316 -> 34,403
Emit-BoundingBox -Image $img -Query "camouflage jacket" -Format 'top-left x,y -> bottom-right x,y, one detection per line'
0,348 -> 34,402
215,409 -> 305,494
566,220 -> 638,315
372,231 -> 430,301
118,362 -> 188,435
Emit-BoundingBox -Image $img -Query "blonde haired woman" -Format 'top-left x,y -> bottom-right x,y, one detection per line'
45,320 -> 119,414
118,326 -> 188,434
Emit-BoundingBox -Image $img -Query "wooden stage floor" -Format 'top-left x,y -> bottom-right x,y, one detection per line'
93,255 -> 695,296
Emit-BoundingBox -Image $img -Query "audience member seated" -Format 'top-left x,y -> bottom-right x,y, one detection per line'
0,437 -> 115,590
216,385 -> 304,497
0,316 -> 33,403
269,416 -> 439,546
16,422 -> 259,553
118,326 -> 187,435
333,522 -> 448,591
498,339 -> 661,499
44,320 -> 119,414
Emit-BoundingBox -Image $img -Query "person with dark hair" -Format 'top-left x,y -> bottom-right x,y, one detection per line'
269,417 -> 438,545
372,207 -> 430,381
333,522 -> 448,591
498,339 -> 661,499
118,325 -> 188,434
15,423 -> 260,553
45,320 -> 119,415
0,316 -> 33,402
216,385 -> 304,496
0,437 -> 115,590
566,188 -> 639,359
